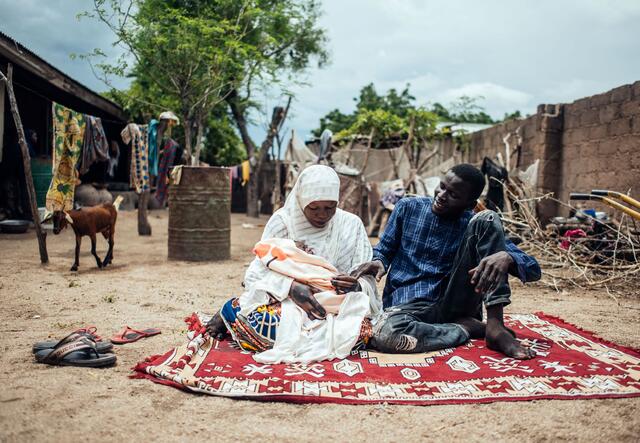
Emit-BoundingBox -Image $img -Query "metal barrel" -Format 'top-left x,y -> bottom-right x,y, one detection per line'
168,166 -> 231,261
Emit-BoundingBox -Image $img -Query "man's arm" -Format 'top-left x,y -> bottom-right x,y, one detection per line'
372,199 -> 406,271
505,239 -> 542,282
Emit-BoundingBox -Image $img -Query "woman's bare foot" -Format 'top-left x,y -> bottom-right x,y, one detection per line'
485,322 -> 535,359
205,311 -> 228,340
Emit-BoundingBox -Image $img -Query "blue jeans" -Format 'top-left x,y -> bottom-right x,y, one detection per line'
371,211 -> 511,353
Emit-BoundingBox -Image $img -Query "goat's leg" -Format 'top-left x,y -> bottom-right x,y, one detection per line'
90,233 -> 103,268
103,229 -> 114,267
71,236 -> 81,271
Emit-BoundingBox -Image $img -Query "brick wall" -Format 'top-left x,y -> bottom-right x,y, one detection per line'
452,81 -> 640,219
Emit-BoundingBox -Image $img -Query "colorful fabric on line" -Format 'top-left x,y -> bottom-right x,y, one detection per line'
79,115 -> 109,175
46,103 -> 86,212
134,312 -> 640,405
154,138 -> 178,205
147,119 -> 159,177
241,160 -> 250,185
121,123 -> 149,193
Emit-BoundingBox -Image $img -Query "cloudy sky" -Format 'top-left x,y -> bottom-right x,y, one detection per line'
1,0 -> 639,141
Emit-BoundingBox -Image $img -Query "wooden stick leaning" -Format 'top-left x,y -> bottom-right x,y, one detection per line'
0,64 -> 48,263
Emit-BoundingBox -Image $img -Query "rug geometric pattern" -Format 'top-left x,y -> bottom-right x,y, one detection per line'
133,313 -> 640,405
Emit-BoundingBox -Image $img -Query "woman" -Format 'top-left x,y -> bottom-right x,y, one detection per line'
207,165 -> 381,363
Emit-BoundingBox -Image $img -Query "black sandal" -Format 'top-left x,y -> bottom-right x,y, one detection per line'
34,336 -> 116,368
32,328 -> 113,354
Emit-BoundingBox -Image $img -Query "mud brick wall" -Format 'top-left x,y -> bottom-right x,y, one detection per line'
461,81 -> 640,220
559,83 -> 640,206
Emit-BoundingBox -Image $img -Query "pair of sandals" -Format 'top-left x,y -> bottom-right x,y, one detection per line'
33,327 -> 116,368
33,326 -> 161,368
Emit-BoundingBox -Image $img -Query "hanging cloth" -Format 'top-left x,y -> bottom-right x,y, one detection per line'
45,103 -> 86,212
147,119 -> 159,177
79,115 -> 109,175
241,160 -> 250,185
121,123 -> 150,193
154,138 -> 178,205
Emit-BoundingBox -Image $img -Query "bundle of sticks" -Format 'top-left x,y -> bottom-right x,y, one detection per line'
497,177 -> 640,298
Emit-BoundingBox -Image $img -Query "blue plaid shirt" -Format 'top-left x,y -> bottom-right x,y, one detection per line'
373,197 -> 541,308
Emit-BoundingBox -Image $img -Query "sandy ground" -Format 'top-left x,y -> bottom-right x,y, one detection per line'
0,210 -> 639,442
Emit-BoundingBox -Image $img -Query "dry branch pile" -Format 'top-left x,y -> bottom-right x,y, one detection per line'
500,179 -> 640,298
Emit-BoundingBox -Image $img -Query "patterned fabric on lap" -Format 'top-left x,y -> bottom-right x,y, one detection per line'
221,298 -> 281,352
221,298 -> 373,352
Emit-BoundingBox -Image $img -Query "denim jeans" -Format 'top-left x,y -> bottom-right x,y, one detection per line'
371,210 -> 512,353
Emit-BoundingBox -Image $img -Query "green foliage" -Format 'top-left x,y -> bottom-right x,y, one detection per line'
337,109 -> 407,143
502,110 -> 523,121
313,85 -> 527,140
84,0 -> 328,168
201,108 -> 246,166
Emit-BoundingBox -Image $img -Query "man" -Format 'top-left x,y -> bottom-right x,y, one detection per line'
355,164 -> 541,359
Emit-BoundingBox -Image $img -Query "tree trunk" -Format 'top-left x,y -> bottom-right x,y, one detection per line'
226,89 -> 256,158
137,190 -> 152,236
227,90 -> 291,218
193,116 -> 205,166
183,116 -> 193,165
0,64 -> 48,263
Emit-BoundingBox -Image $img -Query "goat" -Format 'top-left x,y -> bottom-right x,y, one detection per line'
51,196 -> 123,271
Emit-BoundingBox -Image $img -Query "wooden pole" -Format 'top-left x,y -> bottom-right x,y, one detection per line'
0,64 -> 48,263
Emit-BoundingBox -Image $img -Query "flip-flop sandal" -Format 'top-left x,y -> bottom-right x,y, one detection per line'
34,337 -> 116,368
32,327 -> 113,354
110,326 -> 161,344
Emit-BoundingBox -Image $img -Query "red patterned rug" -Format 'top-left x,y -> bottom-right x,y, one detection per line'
133,312 -> 640,405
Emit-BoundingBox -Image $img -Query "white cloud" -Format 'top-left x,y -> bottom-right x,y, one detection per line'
1,0 -> 638,141
435,82 -> 534,119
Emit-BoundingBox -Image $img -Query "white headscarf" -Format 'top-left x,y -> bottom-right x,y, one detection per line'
278,165 -> 342,258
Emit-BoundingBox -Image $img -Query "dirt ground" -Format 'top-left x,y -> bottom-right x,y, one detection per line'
0,210 -> 639,442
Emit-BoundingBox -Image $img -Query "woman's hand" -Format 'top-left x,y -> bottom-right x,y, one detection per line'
290,281 -> 326,320
331,274 -> 360,294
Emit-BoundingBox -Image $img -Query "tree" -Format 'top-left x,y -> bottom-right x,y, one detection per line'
81,0 -> 251,164
221,0 -> 329,217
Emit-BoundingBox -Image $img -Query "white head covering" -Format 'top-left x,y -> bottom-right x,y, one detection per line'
278,165 -> 341,258
293,164 -> 340,210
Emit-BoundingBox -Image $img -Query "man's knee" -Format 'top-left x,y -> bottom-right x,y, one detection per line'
370,313 -> 418,353
469,209 -> 501,229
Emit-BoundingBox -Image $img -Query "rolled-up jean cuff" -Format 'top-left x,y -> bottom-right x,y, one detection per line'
485,295 -> 511,308
454,323 -> 471,341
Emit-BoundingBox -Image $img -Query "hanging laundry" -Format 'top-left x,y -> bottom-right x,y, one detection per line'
45,103 -> 86,212
241,160 -> 250,185
147,119 -> 159,177
79,115 -> 109,175
121,123 -> 150,194
154,139 -> 178,205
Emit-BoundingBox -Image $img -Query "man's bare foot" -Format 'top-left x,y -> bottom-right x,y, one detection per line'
485,323 -> 535,359
454,317 -> 517,339
205,311 -> 228,340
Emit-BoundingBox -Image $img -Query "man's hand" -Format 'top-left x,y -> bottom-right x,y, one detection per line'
290,281 -> 326,320
331,274 -> 360,294
468,251 -> 514,294
352,260 -> 386,281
